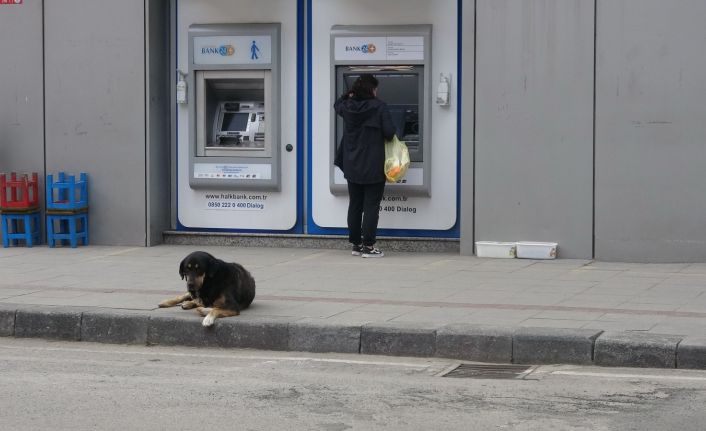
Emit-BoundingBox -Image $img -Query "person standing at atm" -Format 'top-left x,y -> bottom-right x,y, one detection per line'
334,74 -> 396,258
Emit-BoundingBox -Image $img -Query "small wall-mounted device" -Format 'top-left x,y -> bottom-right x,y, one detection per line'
436,73 -> 450,106
176,70 -> 188,104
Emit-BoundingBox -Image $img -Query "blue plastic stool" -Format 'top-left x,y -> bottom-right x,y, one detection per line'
46,211 -> 89,248
45,172 -> 89,248
46,172 -> 88,211
1,211 -> 41,248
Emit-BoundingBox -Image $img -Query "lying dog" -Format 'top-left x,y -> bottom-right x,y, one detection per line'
158,251 -> 256,327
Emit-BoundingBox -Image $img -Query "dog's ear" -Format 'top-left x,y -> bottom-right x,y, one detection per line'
179,258 -> 186,280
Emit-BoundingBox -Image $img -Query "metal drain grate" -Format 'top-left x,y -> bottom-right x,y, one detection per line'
441,363 -> 535,379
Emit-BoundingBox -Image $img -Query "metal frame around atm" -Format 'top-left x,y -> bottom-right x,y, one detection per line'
188,23 -> 281,191
330,24 -> 432,196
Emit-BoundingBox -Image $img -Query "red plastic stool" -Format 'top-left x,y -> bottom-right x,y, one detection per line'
0,172 -> 39,210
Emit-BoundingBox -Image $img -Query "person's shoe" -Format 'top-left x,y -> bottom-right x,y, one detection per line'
351,244 -> 364,256
361,246 -> 384,258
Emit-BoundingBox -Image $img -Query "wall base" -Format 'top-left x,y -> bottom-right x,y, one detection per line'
163,230 -> 459,253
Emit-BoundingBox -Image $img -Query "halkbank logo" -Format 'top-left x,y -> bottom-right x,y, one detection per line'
201,44 -> 235,56
345,43 -> 377,54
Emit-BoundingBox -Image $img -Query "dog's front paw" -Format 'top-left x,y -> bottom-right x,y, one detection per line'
158,300 -> 173,308
202,314 -> 216,327
181,301 -> 197,310
195,307 -> 211,317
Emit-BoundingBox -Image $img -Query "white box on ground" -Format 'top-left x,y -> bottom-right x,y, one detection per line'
475,241 -> 517,258
516,242 -> 558,259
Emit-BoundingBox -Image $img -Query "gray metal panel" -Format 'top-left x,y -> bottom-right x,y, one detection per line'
0,1 -> 44,176
459,0 -> 475,255
43,0 -> 146,245
475,0 -> 594,259
146,0 -> 171,245
170,0 -> 177,230
595,0 -> 706,262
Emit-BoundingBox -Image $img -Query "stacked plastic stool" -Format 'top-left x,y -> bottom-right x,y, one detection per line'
45,172 -> 89,248
1,172 -> 41,248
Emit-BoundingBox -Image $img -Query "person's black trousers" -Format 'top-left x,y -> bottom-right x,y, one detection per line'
347,181 -> 386,247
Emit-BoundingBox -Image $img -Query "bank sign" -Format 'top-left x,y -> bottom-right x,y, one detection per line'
193,35 -> 271,65
334,36 -> 424,61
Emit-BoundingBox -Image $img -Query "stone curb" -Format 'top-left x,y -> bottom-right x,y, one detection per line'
15,306 -> 83,341
289,321 -> 361,354
81,309 -> 151,345
677,336 -> 706,370
513,327 -> 603,365
436,324 -> 513,363
594,331 -> 683,368
361,322 -> 443,357
146,314 -> 292,350
0,305 -> 701,370
0,304 -> 16,337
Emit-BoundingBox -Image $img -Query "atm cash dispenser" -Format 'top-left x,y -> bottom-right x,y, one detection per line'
330,25 -> 431,196
188,23 -> 281,190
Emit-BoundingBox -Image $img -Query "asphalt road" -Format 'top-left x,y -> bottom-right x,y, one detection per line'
1,338 -> 705,431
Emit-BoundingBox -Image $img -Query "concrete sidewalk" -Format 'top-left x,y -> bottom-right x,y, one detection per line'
1,245 -> 705,369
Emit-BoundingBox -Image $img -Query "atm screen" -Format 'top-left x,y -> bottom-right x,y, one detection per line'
343,72 -> 420,138
338,67 -> 423,163
373,74 -> 419,105
221,112 -> 249,132
343,73 -> 419,105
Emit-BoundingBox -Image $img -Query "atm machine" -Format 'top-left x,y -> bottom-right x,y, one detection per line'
330,25 -> 432,196
188,23 -> 281,190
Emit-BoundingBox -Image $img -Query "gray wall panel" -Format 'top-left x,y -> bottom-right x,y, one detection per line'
595,0 -> 706,262
0,1 -> 44,176
146,0 -> 171,245
475,0 -> 594,258
459,0 -> 475,255
44,0 -> 146,245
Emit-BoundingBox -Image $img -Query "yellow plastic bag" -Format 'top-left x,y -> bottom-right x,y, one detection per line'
384,135 -> 410,183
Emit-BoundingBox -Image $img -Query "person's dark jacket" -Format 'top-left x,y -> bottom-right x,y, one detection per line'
334,93 -> 396,184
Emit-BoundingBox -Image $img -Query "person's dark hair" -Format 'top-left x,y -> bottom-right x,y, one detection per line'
351,74 -> 378,99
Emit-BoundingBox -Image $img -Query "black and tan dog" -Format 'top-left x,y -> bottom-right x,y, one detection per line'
158,251 -> 256,327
